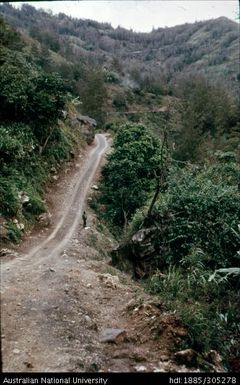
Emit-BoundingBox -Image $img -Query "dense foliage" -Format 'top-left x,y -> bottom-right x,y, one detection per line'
0,19 -> 76,241
172,76 -> 240,162
0,51 -> 67,144
99,123 -> 163,228
126,148 -> 240,367
130,162 -> 240,269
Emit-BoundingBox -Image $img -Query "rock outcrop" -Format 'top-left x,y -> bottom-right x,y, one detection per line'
111,226 -> 161,278
175,349 -> 224,371
37,212 -> 52,227
64,112 -> 96,145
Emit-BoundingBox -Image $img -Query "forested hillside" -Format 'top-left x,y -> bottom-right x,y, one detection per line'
0,3 -> 239,95
1,3 -> 239,159
0,17 -> 86,241
0,3 -> 239,372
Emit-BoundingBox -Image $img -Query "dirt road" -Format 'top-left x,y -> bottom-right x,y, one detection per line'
1,133 -> 191,373
1,133 -> 108,279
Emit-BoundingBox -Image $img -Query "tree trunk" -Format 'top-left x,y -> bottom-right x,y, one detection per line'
39,126 -> 55,155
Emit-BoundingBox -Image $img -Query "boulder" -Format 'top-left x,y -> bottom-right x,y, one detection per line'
66,114 -> 96,145
79,121 -> 95,145
17,191 -> 30,204
131,348 -> 148,362
17,222 -> 24,231
131,226 -> 158,256
111,226 -> 160,278
175,349 -> 199,367
12,219 -> 24,231
38,212 -> 52,227
175,349 -> 224,371
204,350 -> 222,368
99,328 -> 127,344
98,273 -> 120,289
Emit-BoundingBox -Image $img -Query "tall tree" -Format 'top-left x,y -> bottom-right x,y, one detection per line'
173,76 -> 238,161
100,123 -> 163,227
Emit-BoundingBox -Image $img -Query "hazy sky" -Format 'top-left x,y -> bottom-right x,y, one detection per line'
13,1 -> 239,32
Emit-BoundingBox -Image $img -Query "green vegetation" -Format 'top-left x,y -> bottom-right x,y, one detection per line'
140,162 -> 239,362
0,3 -> 239,99
0,18 -> 79,241
172,76 -> 239,162
0,52 -> 68,147
130,163 -> 239,268
98,122 -> 164,229
146,261 -> 239,359
97,110 -> 239,368
1,4 -> 239,370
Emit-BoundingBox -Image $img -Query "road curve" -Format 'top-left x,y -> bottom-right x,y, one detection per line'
0,134 -> 113,372
1,133 -> 108,282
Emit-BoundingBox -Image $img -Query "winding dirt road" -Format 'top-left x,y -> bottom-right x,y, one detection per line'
1,133 -> 108,280
0,133 -> 192,373
1,134 -> 113,371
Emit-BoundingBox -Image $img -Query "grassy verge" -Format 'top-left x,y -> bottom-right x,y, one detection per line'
145,261 -> 240,368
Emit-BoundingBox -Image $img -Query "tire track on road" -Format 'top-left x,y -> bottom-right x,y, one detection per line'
1,133 -> 108,283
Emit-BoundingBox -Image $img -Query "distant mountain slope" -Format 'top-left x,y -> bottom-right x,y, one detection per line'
0,3 -> 239,93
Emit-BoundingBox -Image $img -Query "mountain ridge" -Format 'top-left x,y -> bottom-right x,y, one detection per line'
0,3 -> 239,93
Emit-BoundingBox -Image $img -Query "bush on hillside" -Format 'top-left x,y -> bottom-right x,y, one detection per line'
130,162 -> 240,269
99,122 -> 164,228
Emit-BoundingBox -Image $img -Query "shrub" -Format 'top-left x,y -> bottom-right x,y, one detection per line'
141,163 -> 240,269
146,264 -> 240,360
104,69 -> 120,83
0,123 -> 35,163
112,94 -> 127,110
0,177 -> 20,217
5,221 -> 22,242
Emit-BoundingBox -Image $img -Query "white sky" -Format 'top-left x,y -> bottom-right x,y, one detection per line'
12,1 -> 239,32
